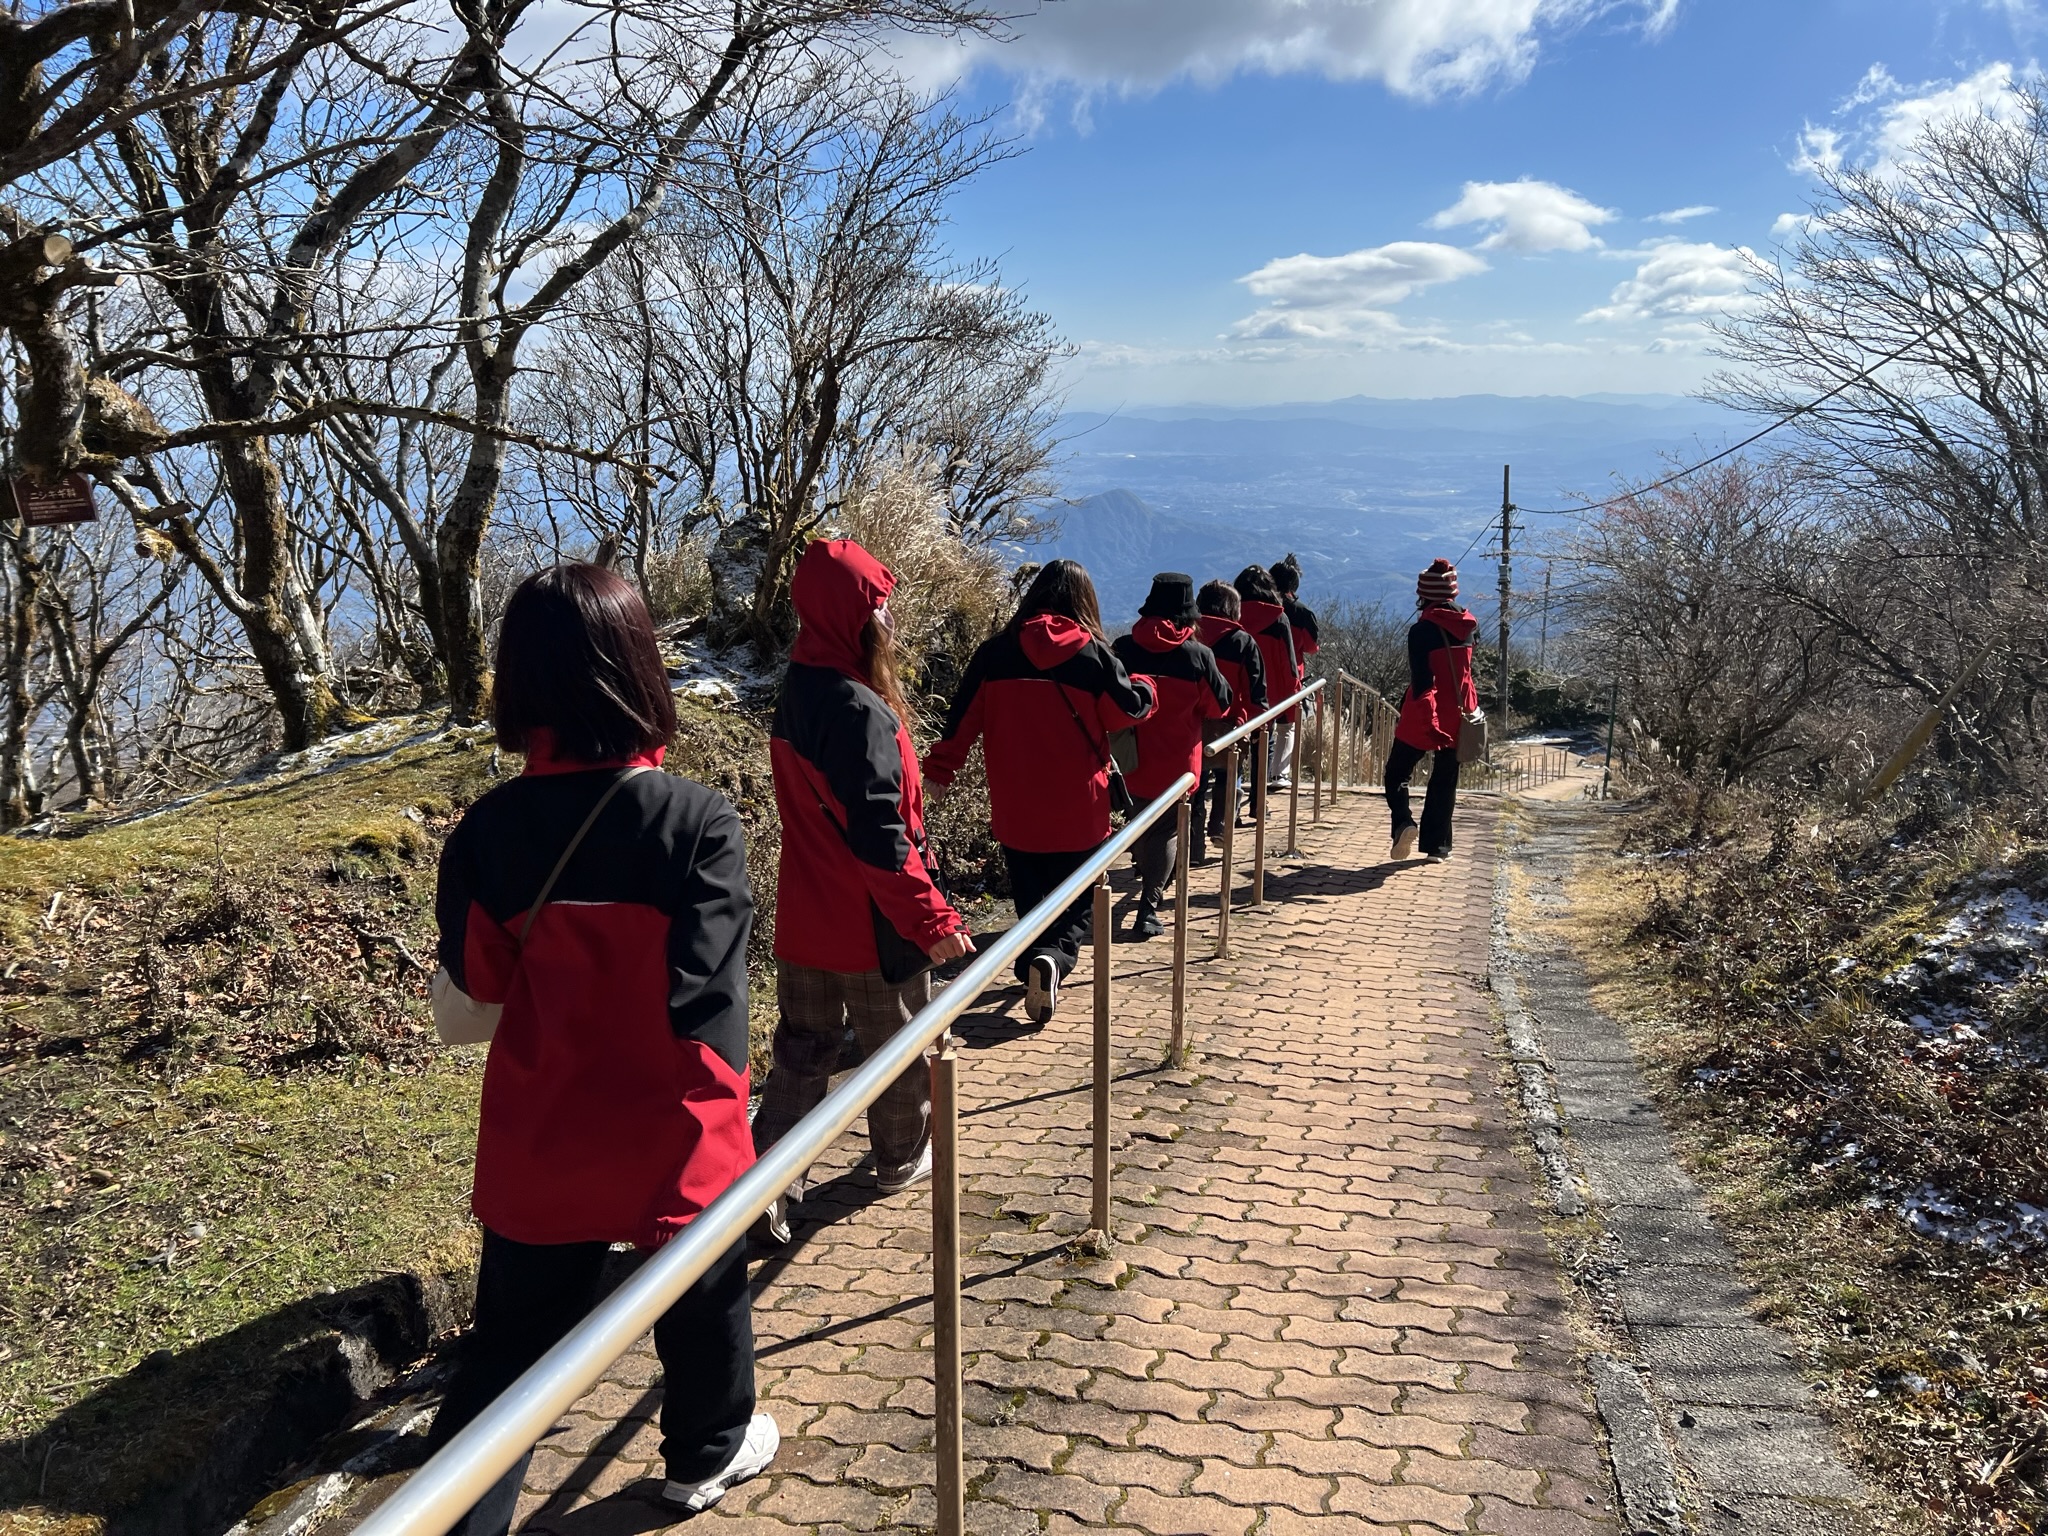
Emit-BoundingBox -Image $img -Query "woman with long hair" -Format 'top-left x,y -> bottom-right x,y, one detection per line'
1388,557 -> 1480,862
430,564 -> 773,1531
924,559 -> 1155,1022
753,539 -> 974,1246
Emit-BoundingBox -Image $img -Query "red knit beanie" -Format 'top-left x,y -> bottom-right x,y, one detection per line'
1417,558 -> 1459,605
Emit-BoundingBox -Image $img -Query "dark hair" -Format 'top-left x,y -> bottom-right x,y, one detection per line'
1233,564 -> 1281,605
493,563 -> 678,762
1272,555 -> 1301,595
1197,580 -> 1241,620
1008,558 -> 1105,643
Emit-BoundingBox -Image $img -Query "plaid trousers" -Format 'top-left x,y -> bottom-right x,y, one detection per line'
752,962 -> 932,1187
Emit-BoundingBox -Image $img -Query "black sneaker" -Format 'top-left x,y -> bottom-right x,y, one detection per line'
1024,955 -> 1059,1023
1132,903 -> 1165,941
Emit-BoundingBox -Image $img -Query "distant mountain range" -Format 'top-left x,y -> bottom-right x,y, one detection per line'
1021,393 -> 1744,622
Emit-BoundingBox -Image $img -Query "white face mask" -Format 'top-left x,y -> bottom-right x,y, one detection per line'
875,601 -> 893,634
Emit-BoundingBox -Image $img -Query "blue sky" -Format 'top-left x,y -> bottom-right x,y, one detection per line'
896,0 -> 2047,407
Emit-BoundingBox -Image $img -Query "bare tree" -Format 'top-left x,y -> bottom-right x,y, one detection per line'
1716,88 -> 2048,782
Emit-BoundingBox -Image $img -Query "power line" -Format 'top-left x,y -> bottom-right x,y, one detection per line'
1516,247 -> 2048,518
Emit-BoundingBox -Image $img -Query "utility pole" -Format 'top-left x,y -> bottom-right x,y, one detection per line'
1536,563 -> 1552,677
1497,465 -> 1513,728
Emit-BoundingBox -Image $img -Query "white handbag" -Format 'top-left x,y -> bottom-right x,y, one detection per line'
432,766 -> 651,1046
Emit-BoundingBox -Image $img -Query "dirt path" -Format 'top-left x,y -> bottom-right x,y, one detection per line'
310,791 -> 1624,1535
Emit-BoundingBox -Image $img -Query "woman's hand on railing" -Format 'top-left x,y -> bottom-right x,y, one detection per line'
927,931 -> 976,965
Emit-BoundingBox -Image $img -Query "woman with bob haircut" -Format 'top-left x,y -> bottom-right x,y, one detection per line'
430,563 -> 774,1530
924,559 -> 1155,1023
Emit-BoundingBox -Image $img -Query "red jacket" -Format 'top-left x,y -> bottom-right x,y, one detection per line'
1198,615 -> 1267,728
435,741 -> 753,1249
1111,619 -> 1231,799
924,616 -> 1156,853
1240,599 -> 1300,723
1395,606 -> 1480,751
772,540 -> 962,974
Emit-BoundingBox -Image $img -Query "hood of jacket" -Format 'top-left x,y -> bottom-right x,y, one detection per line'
789,539 -> 895,679
1130,617 -> 1194,654
1197,614 -> 1245,647
1422,605 -> 1479,643
1018,613 -> 1093,670
1239,599 -> 1288,635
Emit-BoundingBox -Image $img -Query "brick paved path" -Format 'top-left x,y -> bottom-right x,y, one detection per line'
512,796 -> 1618,1535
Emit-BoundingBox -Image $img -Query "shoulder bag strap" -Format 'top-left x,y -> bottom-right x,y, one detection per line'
1055,682 -> 1113,773
516,765 -> 653,946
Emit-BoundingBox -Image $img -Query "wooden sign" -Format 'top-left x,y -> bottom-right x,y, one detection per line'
8,472 -> 98,527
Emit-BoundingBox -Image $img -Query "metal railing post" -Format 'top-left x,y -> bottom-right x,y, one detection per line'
1090,876 -> 1112,1243
1287,726 -> 1302,857
1216,744 -> 1236,960
1311,690 -> 1325,824
930,1036 -> 963,1536
1171,793 -> 1190,1062
1251,729 -> 1269,907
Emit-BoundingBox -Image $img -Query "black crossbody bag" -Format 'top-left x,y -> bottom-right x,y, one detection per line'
807,778 -> 953,986
1057,684 -> 1137,818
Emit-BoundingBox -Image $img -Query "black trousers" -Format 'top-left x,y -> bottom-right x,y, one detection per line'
1385,741 -> 1461,856
1190,757 -> 1236,851
1003,844 -> 1099,982
427,1228 -> 756,1535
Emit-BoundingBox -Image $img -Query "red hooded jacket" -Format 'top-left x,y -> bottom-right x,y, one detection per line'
772,541 -> 962,974
924,615 -> 1156,853
1198,614 -> 1267,729
1239,599 -> 1301,723
435,738 -> 754,1249
1111,619 -> 1231,799
1283,596 -> 1320,682
1395,606 -> 1481,752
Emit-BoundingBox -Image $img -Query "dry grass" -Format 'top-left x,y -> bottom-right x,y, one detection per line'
1561,788 -> 2048,1534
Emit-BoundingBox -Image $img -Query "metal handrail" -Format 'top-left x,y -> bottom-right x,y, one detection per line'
354,769 -> 1199,1536
1204,677 -> 1326,757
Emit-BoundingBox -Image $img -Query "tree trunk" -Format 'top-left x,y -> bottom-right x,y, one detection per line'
438,366 -> 514,724
1,528 -> 42,828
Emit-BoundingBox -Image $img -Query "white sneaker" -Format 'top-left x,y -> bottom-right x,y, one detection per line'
1024,955 -> 1059,1023
1391,826 -> 1420,860
664,1412 -> 779,1511
878,1140 -> 934,1194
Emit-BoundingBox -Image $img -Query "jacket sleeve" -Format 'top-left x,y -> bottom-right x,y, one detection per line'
1407,621 -> 1438,700
921,644 -> 989,789
1200,647 -> 1231,718
818,697 -> 961,951
1091,642 -> 1157,729
1242,636 -> 1268,710
434,817 -> 516,1004
666,801 -> 754,1067
1292,604 -> 1321,656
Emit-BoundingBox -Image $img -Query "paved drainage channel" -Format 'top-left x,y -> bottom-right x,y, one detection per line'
1494,801 -> 1883,1536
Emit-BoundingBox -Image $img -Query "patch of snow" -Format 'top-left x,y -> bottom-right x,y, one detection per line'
1890,1184 -> 2048,1257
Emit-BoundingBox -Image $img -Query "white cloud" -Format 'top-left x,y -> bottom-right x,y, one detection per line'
1428,178 -> 1616,252
1581,240 -> 1756,325
1771,211 -> 1817,240
1647,204 -> 1717,225
1232,242 -> 1488,339
897,0 -> 1685,103
1794,61 -> 2034,178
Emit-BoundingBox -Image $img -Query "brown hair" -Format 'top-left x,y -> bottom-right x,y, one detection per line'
1007,558 -> 1105,643
493,563 -> 678,762
1197,580 -> 1241,620
1272,554 -> 1302,596
862,612 -> 916,729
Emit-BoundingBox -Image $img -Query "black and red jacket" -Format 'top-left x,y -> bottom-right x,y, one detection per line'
1240,599 -> 1300,723
1283,596 -> 1320,681
1198,614 -> 1267,730
435,737 -> 754,1250
1395,606 -> 1481,752
772,541 -> 962,975
1111,619 -> 1230,799
924,616 -> 1156,853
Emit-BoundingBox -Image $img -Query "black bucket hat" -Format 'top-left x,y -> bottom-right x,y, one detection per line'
1139,572 -> 1197,623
